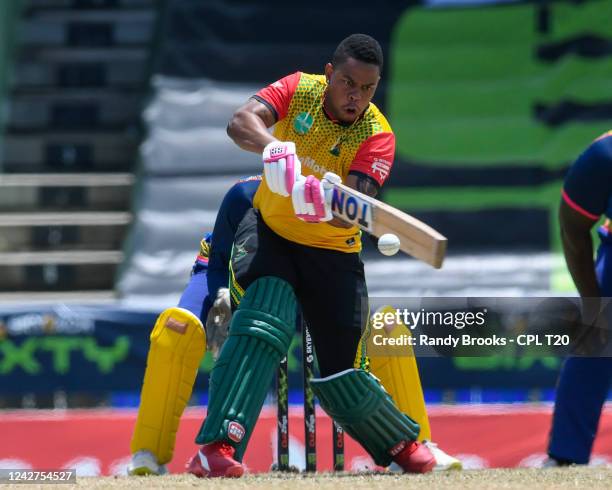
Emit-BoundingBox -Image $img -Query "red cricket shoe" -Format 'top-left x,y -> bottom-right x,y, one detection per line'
391,440 -> 436,474
186,441 -> 245,478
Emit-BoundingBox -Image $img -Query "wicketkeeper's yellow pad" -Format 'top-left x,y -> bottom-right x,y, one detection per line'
130,307 -> 206,464
367,305 -> 431,441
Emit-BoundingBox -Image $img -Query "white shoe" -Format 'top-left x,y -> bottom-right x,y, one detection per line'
541,457 -> 574,468
424,441 -> 463,471
127,450 -> 169,476
542,457 -> 560,468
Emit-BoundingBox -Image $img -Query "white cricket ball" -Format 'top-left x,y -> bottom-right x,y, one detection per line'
377,233 -> 400,256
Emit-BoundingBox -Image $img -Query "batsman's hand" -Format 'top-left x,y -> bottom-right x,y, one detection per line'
291,172 -> 341,223
262,141 -> 302,196
205,287 -> 231,360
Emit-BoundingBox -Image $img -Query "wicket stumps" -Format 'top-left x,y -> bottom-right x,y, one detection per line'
302,322 -> 317,472
275,315 -> 345,472
276,354 -> 291,471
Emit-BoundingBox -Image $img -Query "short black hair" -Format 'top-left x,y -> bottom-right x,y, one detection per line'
332,34 -> 383,70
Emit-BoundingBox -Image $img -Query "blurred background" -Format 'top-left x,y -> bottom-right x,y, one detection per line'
0,0 -> 611,475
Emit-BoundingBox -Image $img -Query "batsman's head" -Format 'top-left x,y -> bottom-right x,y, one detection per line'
324,33 -> 383,124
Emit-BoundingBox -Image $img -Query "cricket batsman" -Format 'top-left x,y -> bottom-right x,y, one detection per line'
128,175 -> 460,475
129,34 -> 461,476
186,33 -> 437,477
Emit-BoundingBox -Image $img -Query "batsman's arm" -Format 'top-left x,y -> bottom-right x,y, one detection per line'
227,73 -> 301,153
327,131 -> 392,228
227,98 -> 277,153
559,198 -> 601,297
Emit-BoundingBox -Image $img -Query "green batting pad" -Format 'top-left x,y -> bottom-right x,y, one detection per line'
311,369 -> 419,467
195,277 -> 296,457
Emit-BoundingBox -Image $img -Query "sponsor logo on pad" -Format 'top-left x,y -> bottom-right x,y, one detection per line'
389,440 -> 407,457
227,421 -> 246,443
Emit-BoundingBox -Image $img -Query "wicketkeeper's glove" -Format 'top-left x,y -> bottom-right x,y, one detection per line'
205,287 -> 232,360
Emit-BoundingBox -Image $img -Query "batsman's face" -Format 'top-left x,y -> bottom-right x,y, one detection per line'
324,58 -> 380,124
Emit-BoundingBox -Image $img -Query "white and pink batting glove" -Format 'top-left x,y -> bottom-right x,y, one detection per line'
262,141 -> 302,197
291,172 -> 341,223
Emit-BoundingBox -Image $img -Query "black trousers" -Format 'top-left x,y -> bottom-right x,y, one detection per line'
230,209 -> 369,377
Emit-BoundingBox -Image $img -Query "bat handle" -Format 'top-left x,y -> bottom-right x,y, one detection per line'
322,172 -> 342,189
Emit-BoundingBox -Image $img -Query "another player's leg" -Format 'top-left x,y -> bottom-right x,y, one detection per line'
298,246 -> 435,473
186,209 -> 298,478
546,228 -> 612,466
367,305 -> 462,471
128,237 -> 211,475
129,307 -> 206,475
546,357 -> 612,465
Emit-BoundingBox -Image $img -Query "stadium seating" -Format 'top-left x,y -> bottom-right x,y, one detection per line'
0,0 -> 157,297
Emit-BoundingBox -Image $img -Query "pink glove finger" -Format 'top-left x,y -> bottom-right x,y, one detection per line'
310,181 -> 326,218
304,175 -> 318,204
285,154 -> 295,194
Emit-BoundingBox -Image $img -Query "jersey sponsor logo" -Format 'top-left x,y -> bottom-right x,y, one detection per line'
302,156 -> 331,177
227,421 -> 246,443
371,158 -> 391,181
293,112 -> 314,135
331,188 -> 373,232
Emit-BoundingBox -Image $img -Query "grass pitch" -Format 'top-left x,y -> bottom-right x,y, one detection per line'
34,467 -> 612,489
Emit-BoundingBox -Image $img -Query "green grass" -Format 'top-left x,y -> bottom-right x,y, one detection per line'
76,467 -> 612,489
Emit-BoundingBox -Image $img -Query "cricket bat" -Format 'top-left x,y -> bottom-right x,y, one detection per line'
329,180 -> 447,269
